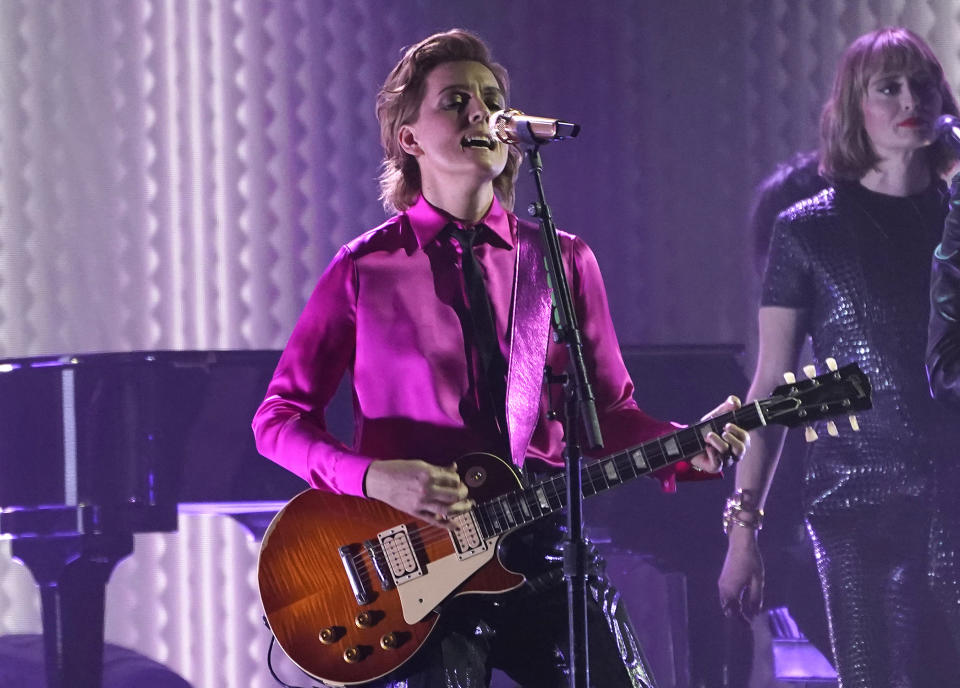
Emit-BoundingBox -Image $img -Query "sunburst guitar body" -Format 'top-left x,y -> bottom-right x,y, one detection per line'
258,361 -> 872,685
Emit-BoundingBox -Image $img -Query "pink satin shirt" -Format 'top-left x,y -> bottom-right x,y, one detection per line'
252,194 -> 704,496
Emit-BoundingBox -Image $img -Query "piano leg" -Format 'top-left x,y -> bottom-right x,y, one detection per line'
11,533 -> 134,688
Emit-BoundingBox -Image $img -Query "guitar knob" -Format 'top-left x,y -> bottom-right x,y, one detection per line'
826,420 -> 838,437
848,415 -> 861,432
464,466 -> 487,488
356,611 -> 375,628
343,646 -> 362,664
825,357 -> 838,372
319,627 -> 337,645
804,426 -> 818,443
782,371 -> 797,384
380,632 -> 399,650
802,364 -> 817,379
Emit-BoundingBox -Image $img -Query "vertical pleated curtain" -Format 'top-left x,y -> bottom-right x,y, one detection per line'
0,1 -> 957,686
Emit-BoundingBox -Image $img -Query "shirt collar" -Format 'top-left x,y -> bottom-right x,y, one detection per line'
404,193 -> 515,250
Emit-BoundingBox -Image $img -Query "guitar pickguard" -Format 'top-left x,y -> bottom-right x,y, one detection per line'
396,535 -> 501,624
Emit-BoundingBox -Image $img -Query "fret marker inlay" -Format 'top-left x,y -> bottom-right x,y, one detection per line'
603,461 -> 618,481
502,499 -> 516,525
519,499 -> 532,519
699,424 -> 711,443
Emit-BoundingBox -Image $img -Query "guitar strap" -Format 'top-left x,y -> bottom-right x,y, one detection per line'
505,218 -> 553,468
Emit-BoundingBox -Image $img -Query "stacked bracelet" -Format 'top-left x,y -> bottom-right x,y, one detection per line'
723,489 -> 764,535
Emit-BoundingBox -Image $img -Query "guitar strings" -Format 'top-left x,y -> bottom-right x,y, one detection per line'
345,447 -> 661,573
339,376 -> 858,583
345,473 -> 572,569
345,406 -> 761,572
347,447 -> 688,570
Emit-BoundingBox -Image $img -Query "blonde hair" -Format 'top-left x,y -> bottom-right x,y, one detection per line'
376,29 -> 522,213
819,27 -> 959,181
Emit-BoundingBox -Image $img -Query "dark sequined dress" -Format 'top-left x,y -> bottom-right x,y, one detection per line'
762,180 -> 960,687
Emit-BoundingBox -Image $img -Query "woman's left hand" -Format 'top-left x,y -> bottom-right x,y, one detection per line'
689,395 -> 750,473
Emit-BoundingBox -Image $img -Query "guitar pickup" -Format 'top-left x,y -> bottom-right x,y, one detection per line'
364,539 -> 395,591
449,511 -> 487,560
339,544 -> 374,605
378,524 -> 423,584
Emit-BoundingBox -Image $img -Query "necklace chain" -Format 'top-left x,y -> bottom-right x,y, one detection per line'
850,192 -> 927,241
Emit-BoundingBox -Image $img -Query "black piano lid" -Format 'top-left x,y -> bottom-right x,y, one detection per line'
0,350 -> 340,519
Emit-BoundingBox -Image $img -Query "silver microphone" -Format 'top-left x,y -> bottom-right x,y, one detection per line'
936,114 -> 960,153
488,109 -> 581,146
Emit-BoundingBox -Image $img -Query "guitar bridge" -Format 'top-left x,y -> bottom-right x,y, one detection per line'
449,511 -> 487,560
338,544 -> 374,605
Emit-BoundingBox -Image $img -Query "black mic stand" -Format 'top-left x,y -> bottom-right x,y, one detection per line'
526,145 -> 603,688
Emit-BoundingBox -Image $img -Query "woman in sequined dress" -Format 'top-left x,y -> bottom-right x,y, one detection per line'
718,27 -> 960,687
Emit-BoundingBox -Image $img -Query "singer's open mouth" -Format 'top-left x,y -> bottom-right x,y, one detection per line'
461,135 -> 495,150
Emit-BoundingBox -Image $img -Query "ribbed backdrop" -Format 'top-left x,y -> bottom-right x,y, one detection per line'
1,1 -> 959,686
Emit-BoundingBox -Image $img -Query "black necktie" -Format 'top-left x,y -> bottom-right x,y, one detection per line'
449,225 -> 508,435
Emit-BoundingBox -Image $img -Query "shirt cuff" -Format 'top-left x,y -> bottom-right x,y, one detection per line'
325,453 -> 375,498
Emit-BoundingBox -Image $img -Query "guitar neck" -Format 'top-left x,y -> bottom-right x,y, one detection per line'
472,404 -> 766,539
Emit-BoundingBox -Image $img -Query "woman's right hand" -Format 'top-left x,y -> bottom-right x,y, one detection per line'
718,527 -> 765,622
363,459 -> 474,530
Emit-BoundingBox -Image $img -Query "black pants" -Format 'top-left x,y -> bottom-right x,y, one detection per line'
369,516 -> 657,688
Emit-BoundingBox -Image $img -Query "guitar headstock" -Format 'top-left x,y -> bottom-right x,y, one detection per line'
759,358 -> 872,438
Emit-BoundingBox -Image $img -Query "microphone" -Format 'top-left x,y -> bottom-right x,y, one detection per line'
488,109 -> 581,146
936,114 -> 960,153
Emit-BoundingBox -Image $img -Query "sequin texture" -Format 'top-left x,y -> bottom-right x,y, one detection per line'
763,181 -> 956,515
762,180 -> 960,686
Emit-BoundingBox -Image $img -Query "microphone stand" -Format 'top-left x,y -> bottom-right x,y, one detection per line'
526,145 -> 603,688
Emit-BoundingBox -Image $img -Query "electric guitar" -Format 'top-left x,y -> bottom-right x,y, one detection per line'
257,361 -> 871,686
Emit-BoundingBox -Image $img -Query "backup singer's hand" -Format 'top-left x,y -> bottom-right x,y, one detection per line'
689,395 -> 749,473
718,527 -> 764,621
364,459 -> 473,530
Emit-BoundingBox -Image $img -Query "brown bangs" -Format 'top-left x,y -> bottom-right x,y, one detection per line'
859,31 -> 943,90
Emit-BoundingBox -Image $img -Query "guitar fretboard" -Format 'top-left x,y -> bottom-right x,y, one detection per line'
472,404 -> 764,539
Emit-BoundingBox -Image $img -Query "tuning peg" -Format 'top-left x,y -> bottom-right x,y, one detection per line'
802,364 -> 817,379
805,425 -> 818,442
826,420 -> 838,437
848,415 -> 860,432
783,371 -> 797,384
826,357 -> 838,371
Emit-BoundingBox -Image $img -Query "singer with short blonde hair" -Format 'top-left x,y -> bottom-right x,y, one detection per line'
254,26 -> 749,688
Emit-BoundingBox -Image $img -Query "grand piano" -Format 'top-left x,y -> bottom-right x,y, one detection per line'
0,350 -> 345,688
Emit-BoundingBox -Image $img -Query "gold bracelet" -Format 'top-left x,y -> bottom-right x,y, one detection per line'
723,489 -> 764,535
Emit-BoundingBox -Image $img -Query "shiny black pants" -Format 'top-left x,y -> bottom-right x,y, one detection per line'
807,502 -> 960,688
369,517 -> 657,688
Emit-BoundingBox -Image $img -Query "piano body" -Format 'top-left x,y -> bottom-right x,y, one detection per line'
0,350 -> 336,688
